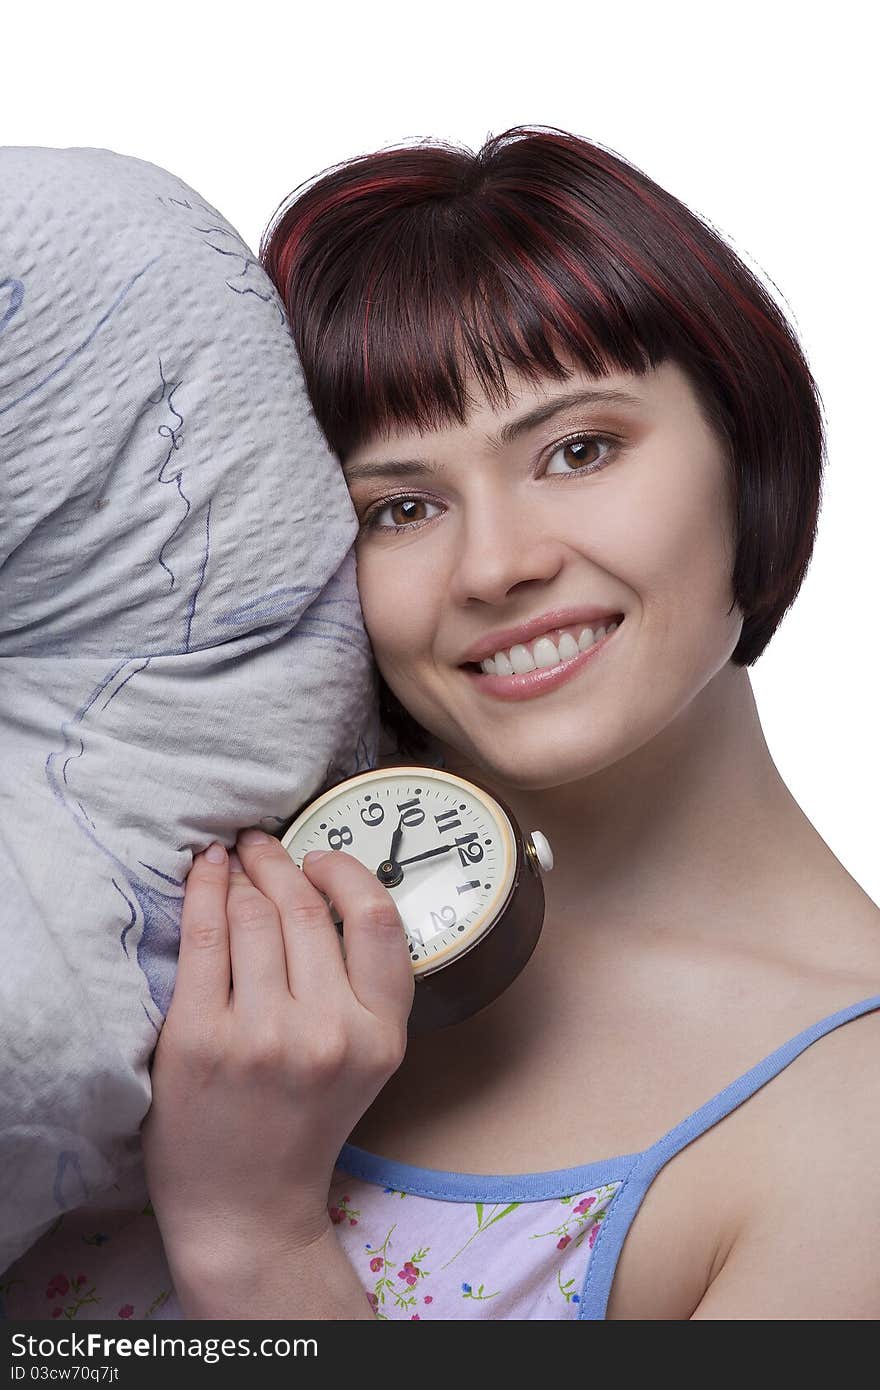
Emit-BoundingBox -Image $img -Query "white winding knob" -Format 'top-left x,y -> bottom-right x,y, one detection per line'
528,830 -> 554,872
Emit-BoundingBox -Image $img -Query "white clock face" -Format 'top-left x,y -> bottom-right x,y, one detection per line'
281,768 -> 517,976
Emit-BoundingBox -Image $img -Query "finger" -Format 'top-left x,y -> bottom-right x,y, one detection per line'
299,849 -> 414,1028
225,848 -> 292,1016
173,844 -> 232,1019
234,829 -> 348,998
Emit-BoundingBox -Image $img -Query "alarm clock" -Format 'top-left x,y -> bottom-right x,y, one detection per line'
280,765 -> 554,1035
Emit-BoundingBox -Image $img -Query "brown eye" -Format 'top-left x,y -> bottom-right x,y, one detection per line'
543,433 -> 616,478
389,499 -> 428,526
361,495 -> 442,535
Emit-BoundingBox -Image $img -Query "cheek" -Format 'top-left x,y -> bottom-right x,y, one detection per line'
623,462 -> 739,671
568,456 -> 738,702
608,447 -> 732,590
356,549 -> 435,668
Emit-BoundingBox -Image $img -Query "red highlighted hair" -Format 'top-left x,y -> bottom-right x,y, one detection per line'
261,125 -> 825,755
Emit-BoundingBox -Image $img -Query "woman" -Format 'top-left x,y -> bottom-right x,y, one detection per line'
143,125 -> 880,1320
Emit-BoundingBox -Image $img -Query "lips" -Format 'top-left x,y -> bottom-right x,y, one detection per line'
461,617 -> 622,701
459,608 -> 625,668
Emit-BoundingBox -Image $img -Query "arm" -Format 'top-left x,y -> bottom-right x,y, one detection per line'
170,1223 -> 376,1321
691,1013 -> 880,1319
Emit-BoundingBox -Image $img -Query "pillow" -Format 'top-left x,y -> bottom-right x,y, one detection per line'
0,146 -> 380,1272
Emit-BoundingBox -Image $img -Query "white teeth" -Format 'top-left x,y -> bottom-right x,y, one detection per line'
532,636 -> 560,669
478,618 -> 621,676
508,643 -> 537,674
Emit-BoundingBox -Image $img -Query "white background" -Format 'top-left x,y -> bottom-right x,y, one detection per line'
4,1 -> 877,900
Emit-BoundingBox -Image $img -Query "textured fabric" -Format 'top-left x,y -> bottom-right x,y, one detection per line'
0,146 -> 379,1273
4,993 -> 878,1320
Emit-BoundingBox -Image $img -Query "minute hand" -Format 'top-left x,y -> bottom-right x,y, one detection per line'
396,844 -> 454,867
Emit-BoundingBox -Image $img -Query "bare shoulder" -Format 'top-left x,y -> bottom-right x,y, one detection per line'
692,1005 -> 880,1319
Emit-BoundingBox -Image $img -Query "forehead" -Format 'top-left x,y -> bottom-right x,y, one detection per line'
343,358 -> 693,470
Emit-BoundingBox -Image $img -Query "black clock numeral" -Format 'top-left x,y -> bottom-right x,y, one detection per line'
396,795 -> 425,828
454,832 -> 484,867
456,880 -> 481,895
434,808 -> 462,833
327,825 -> 353,850
360,801 -> 385,827
430,905 -> 457,933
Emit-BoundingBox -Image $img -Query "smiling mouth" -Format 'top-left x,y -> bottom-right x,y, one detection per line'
460,614 -> 625,675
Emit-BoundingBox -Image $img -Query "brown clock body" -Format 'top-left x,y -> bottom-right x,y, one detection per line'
406,785 -> 546,1035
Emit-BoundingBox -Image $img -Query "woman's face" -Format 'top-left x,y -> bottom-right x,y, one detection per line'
342,357 -> 744,791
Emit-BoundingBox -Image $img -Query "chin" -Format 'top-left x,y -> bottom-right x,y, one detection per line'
451,734 -> 609,794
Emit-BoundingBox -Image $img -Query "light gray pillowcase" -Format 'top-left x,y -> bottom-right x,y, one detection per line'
0,147 -> 379,1271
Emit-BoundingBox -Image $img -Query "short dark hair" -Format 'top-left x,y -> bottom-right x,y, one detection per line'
261,124 -> 826,759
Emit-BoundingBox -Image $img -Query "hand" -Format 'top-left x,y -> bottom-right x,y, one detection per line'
140,831 -> 414,1281
385,815 -> 405,867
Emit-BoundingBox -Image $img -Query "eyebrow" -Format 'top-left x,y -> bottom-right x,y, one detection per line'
341,387 -> 645,483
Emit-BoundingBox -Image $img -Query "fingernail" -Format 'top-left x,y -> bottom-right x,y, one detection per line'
228,851 -> 245,872
303,850 -> 331,865
239,827 -> 271,846
205,843 -> 227,864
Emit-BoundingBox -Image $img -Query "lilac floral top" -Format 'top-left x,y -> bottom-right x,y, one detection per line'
324,1158 -> 619,1319
3,994 -> 878,1322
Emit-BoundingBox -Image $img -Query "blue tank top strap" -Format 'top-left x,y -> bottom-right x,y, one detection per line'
579,991 -> 880,1320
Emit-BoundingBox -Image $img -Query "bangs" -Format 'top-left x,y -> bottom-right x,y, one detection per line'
261,133 -> 721,462
326,201 -> 663,459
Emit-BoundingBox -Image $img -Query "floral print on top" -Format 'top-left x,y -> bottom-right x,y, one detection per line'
327,1167 -> 622,1320
1,1162 -> 621,1322
1,1165 -> 184,1322
6,995 -> 879,1322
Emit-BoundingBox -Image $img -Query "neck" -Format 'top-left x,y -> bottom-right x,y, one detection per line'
435,663 -> 830,952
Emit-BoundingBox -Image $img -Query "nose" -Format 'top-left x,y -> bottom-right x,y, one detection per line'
445,483 -> 567,608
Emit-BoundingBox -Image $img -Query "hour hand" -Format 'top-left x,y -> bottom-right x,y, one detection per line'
387,817 -> 404,865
